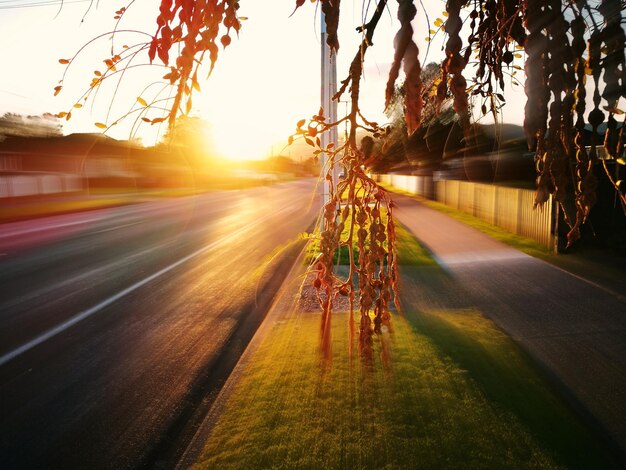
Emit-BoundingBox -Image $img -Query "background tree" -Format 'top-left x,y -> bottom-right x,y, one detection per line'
0,113 -> 62,139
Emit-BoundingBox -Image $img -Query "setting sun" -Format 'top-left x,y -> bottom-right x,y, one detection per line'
208,115 -> 283,161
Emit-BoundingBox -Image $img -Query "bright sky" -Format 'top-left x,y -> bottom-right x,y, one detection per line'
0,0 -> 529,161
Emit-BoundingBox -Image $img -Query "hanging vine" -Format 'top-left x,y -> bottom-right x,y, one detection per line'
446,0 -> 625,247
291,0 -> 407,360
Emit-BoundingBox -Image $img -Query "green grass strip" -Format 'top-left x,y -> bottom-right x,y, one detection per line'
305,207 -> 434,267
421,198 -> 552,257
378,182 -> 551,258
191,223 -> 616,469
192,308 -> 615,469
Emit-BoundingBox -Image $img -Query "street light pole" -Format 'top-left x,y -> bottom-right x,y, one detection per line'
320,11 -> 338,207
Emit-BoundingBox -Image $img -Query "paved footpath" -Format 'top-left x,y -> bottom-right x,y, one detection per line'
392,193 -> 626,457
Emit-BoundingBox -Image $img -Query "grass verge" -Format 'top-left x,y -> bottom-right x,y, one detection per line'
0,197 -> 140,222
378,182 -> 551,258
422,198 -> 552,258
305,209 -> 435,267
0,178 -> 292,223
190,229 -> 616,469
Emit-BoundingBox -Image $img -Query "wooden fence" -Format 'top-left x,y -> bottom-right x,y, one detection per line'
374,174 -> 554,249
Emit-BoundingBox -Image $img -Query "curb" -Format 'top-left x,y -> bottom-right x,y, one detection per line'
174,243 -> 310,469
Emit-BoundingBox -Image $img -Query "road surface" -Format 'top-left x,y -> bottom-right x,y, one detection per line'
0,179 -> 318,469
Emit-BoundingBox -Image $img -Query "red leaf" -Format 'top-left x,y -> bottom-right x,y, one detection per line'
148,38 -> 158,64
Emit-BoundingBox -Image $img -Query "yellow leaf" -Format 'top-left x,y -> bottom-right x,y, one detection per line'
58,59 -> 70,64
57,112 -> 67,118
514,53 -> 522,58
442,11 -> 448,17
95,122 -> 107,129
192,75 -> 201,92
74,103 -> 83,109
137,97 -> 148,107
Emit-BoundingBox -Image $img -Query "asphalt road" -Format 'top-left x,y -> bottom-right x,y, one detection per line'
393,193 -> 626,460
0,179 -> 318,469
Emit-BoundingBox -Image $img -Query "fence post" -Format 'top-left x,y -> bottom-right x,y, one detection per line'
491,186 -> 497,225
472,184 -> 478,217
516,189 -> 522,235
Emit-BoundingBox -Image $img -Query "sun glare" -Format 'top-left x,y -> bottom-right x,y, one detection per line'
211,122 -> 276,161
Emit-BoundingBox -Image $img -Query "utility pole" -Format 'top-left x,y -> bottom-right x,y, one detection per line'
320,11 -> 338,207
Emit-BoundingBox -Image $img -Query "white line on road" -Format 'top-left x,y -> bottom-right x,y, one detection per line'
90,221 -> 142,235
0,205 -> 296,367
0,217 -> 104,239
0,192 -> 235,240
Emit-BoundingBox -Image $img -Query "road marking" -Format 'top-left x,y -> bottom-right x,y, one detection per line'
90,221 -> 142,235
0,192 -> 235,240
0,217 -> 103,239
0,206 -> 296,367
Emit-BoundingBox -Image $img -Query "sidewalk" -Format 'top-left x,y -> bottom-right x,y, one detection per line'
393,193 -> 626,457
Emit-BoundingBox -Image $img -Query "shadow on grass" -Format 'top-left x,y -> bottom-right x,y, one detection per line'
401,273 -> 620,469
